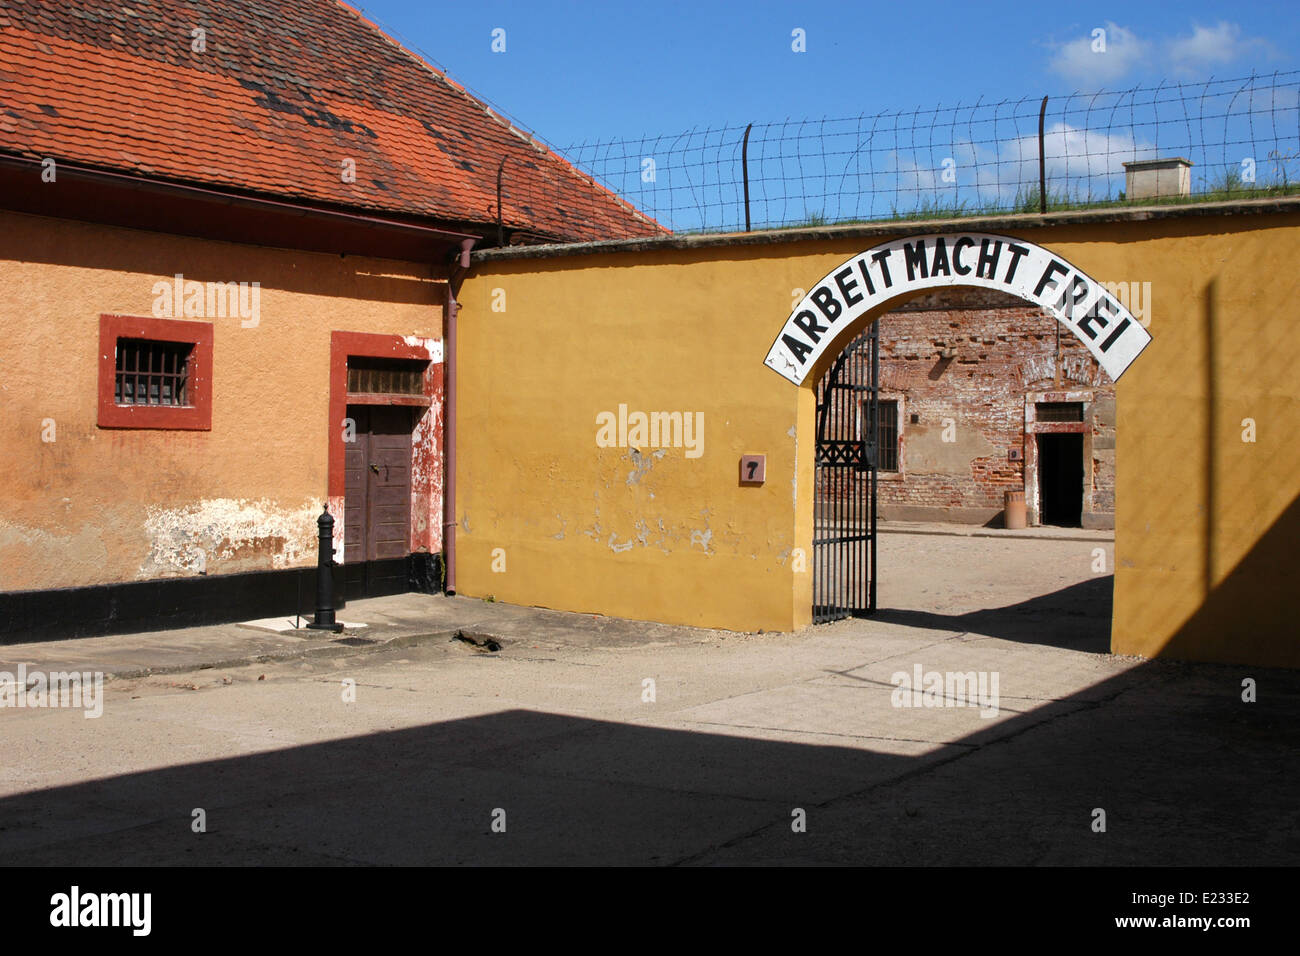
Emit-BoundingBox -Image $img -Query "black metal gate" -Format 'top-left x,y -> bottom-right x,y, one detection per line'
812,322 -> 878,623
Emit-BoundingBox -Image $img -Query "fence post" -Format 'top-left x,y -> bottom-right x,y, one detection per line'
1038,95 -> 1049,213
742,123 -> 753,231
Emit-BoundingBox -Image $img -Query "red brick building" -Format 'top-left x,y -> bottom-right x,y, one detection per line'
821,288 -> 1117,529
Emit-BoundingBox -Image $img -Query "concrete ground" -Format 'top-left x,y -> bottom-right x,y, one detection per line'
0,530 -> 1295,866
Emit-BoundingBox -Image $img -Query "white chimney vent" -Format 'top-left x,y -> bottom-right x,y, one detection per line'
1123,157 -> 1193,200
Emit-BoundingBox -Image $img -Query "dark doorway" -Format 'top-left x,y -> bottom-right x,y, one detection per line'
1038,433 -> 1083,527
343,404 -> 414,600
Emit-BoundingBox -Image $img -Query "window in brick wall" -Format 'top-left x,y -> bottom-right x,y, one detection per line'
861,399 -> 900,472
1036,401 -> 1084,422
876,400 -> 900,472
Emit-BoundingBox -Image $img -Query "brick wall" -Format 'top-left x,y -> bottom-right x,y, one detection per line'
814,289 -> 1117,526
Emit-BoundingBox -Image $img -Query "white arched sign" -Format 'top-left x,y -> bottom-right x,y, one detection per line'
765,233 -> 1152,385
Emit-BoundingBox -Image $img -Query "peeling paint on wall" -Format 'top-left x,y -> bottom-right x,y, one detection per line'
140,498 -> 319,578
407,334 -> 444,555
580,492 -> 603,540
1020,352 -> 1109,389
327,494 -> 346,565
625,447 -> 666,486
402,335 -> 445,363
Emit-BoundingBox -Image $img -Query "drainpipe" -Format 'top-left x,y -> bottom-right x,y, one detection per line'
443,237 -> 476,595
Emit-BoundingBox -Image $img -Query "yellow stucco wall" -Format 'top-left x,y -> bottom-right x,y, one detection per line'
457,209 -> 1300,667
455,245 -> 817,631
0,210 -> 444,590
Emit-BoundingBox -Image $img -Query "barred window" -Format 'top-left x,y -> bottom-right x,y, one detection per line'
875,400 -> 900,472
1036,401 -> 1084,422
347,357 -> 427,395
98,315 -> 211,431
114,338 -> 193,406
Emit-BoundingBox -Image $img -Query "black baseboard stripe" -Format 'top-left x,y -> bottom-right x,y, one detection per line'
0,553 -> 442,644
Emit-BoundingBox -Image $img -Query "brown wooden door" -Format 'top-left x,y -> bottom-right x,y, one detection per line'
343,405 -> 413,599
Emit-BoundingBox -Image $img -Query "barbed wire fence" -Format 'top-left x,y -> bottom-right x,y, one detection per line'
546,71 -> 1300,237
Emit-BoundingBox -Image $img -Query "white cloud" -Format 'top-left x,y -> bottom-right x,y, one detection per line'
1045,20 -> 1274,84
1049,22 -> 1148,85
966,124 -> 1158,205
894,154 -> 940,192
1167,22 -> 1272,75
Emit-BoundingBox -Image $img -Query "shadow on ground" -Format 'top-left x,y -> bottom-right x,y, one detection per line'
2,645 -> 1295,866
874,576 -> 1113,653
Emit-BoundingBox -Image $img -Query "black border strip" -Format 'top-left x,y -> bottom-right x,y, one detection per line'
0,554 -> 441,644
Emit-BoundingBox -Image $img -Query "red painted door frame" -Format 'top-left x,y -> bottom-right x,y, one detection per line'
328,331 -> 443,563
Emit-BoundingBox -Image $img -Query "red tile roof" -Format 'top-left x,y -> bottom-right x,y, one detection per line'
0,0 -> 665,243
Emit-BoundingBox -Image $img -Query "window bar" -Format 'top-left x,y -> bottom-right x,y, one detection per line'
148,345 -> 156,405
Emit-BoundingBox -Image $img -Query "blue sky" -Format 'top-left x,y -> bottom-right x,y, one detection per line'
354,1 -> 1298,147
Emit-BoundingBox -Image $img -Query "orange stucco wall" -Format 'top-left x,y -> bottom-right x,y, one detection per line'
0,209 -> 445,591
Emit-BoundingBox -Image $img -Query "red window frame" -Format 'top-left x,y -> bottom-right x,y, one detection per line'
98,314 -> 213,430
